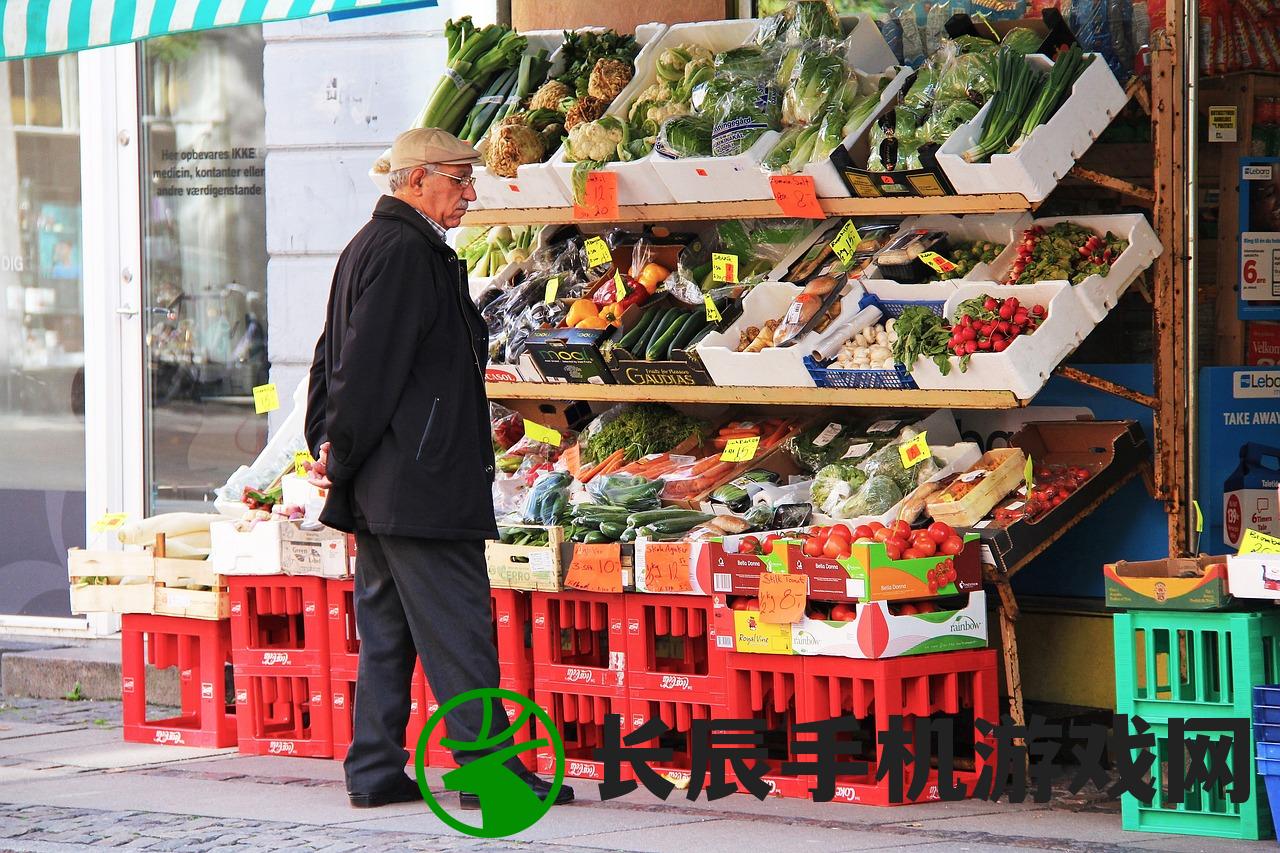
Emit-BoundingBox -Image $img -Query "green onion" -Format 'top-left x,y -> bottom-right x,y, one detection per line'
961,48 -> 1041,164
1008,45 -> 1091,152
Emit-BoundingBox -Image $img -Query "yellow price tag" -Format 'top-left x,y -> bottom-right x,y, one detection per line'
898,431 -> 930,469
295,450 -> 314,478
1024,455 -> 1035,493
712,253 -> 739,283
918,251 -> 957,274
584,236 -> 611,268
92,513 -> 129,533
544,276 -> 560,304
1194,500 -> 1204,534
252,384 -> 280,414
721,436 -> 760,463
704,295 -> 722,323
830,220 -> 862,265
523,419 -> 563,447
615,270 -> 627,301
1239,528 -> 1280,554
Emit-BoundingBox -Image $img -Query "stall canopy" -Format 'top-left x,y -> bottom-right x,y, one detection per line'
2,0 -> 433,60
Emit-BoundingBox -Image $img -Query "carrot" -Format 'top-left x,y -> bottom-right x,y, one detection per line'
582,448 -> 627,483
716,427 -> 760,439
760,419 -> 794,449
562,444 -> 581,479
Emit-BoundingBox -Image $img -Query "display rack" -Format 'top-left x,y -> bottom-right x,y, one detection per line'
486,382 -> 1026,409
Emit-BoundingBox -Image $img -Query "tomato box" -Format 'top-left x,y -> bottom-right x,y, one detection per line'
1104,555 -> 1233,610
790,590 -> 989,659
699,534 -> 790,596
779,532 -> 983,603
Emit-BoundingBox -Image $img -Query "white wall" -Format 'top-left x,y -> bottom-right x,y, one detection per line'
261,1 -> 496,432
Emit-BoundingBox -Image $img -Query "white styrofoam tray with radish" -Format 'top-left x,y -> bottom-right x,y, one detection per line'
909,280 -> 1094,400
934,51 -> 1127,203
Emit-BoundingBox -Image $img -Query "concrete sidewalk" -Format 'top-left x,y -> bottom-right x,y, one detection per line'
0,696 -> 1267,853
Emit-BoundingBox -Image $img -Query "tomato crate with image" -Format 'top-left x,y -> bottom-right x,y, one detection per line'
229,575 -> 330,672
532,686 -> 634,783
232,670 -> 333,758
530,590 -> 628,695
624,594 -> 730,698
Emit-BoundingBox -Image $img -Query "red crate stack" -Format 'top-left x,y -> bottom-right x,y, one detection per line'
327,578 -> 358,674
423,672 -> 538,772
120,614 -> 237,748
796,649 -> 1000,806
624,594 -> 730,705
530,590 -> 627,694
624,694 -> 728,791
230,576 -> 333,758
533,686 -> 632,782
333,663 -> 430,764
723,652 -> 811,799
492,587 -> 534,679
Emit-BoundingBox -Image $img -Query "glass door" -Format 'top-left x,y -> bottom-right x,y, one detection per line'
137,30 -> 269,513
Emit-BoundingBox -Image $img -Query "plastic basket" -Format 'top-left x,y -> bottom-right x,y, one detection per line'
804,294 -> 922,390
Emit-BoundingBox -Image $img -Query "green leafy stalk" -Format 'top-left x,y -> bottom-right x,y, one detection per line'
961,47 -> 1041,163
1008,45 -> 1090,152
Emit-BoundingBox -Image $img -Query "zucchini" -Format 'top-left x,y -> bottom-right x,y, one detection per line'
646,311 -> 689,361
617,306 -> 660,353
639,513 -> 715,537
583,531 -> 610,544
620,525 -> 638,543
599,520 -> 627,540
640,308 -> 682,356
626,508 -> 707,526
667,312 -> 708,358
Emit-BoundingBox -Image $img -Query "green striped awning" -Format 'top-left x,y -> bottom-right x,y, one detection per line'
2,0 -> 433,61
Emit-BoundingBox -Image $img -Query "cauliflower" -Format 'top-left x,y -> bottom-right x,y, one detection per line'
484,123 -> 545,178
587,58 -> 633,103
645,100 -> 692,126
565,117 -> 626,163
564,96 -> 607,131
529,80 -> 572,112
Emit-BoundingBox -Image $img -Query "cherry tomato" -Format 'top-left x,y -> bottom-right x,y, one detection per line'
853,525 -> 874,540
884,539 -> 906,561
940,536 -> 964,556
890,520 -> 912,539
803,537 -> 824,558
739,535 -> 761,555
927,579 -> 939,594
927,521 -> 953,544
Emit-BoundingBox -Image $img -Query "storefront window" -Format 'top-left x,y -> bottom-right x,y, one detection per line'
0,54 -> 86,617
139,29 -> 269,513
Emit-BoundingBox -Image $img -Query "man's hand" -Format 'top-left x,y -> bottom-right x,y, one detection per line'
307,442 -> 334,489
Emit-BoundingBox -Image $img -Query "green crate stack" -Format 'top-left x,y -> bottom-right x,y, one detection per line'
1113,609 -> 1280,840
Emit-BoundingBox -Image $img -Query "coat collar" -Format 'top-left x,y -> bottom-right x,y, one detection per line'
373,195 -> 452,254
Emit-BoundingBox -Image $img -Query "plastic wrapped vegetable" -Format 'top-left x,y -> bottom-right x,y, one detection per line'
521,471 -> 572,525
715,45 -> 772,78
786,419 -> 871,472
657,44 -> 714,83
702,75 -> 782,156
810,463 -> 868,515
586,472 -> 663,510
781,45 -> 851,127
835,474 -> 903,518
788,0 -> 841,43
856,428 -> 942,492
655,114 -> 713,158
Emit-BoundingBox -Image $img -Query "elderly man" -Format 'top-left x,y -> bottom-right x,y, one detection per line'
305,128 -> 573,810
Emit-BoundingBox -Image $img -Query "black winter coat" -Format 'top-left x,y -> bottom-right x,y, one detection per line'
305,196 -> 498,539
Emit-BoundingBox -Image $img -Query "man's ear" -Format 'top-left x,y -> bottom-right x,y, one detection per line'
412,166 -> 428,193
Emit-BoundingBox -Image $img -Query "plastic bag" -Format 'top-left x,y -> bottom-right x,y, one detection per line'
521,471 -> 573,525
810,463 -> 868,515
834,474 -> 903,519
490,403 -> 525,452
586,473 -> 663,510
701,73 -> 782,157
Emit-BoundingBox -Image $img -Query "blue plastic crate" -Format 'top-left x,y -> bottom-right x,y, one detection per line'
1256,685 -> 1280,707
1256,704 -> 1280,725
1258,722 -> 1280,743
804,355 -> 919,390
1259,742 -> 1280,760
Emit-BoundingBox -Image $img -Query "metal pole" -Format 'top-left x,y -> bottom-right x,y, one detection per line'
1184,0 -> 1199,553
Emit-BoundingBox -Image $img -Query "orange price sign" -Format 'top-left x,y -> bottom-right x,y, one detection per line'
642,542 -> 693,593
757,573 -> 807,624
565,543 -> 623,593
769,175 -> 824,219
573,171 -> 619,221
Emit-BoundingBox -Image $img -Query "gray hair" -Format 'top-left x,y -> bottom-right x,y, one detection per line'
388,164 -> 436,192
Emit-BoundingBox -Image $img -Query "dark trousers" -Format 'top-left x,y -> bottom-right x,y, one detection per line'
344,532 -> 517,793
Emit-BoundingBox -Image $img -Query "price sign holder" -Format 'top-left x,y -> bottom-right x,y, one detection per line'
573,171 -> 619,221
544,276 -> 561,304
712,253 -> 739,283
758,573 -> 807,623
565,543 -> 624,593
295,451 -> 314,478
92,513 -> 129,533
704,295 -> 722,323
721,436 -> 760,463
769,175 -> 824,219
523,420 -> 563,447
1024,455 -> 1034,494
584,236 -> 612,268
898,431 -> 930,469
642,542 -> 693,593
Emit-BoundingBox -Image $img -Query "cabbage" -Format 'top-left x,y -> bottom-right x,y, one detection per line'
835,475 -> 902,519
810,463 -> 868,515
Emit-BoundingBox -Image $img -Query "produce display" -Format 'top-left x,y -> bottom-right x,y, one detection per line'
946,294 -> 1046,363
830,319 -> 898,370
456,225 -> 540,278
1003,222 -> 1129,285
936,239 -> 1004,280
413,18 -> 529,136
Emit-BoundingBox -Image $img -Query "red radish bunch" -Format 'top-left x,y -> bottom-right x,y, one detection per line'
947,295 -> 1046,359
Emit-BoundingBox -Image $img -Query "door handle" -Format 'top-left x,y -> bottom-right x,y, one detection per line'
116,305 -> 139,317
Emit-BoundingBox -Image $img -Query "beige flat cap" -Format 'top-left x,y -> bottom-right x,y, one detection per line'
390,127 -> 481,170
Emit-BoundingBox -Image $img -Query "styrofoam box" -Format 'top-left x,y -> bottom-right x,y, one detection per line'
986,214 -> 1162,323
1226,554 -> 1280,600
281,474 -> 326,516
645,16 -> 902,203
695,280 -> 869,387
909,280 -> 1094,401
935,53 -> 1126,202
210,518 -> 284,576
870,213 -> 1034,284
861,279 -> 962,308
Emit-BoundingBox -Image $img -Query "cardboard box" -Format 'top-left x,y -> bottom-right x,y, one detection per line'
67,549 -> 155,615
927,448 -> 1028,528
485,526 -> 572,591
730,608 -> 796,655
780,533 -> 983,603
1226,553 -> 1280,601
210,518 -> 285,576
1104,555 -> 1232,610
280,525 -> 350,579
970,420 -> 1150,574
790,590 -> 988,659
524,327 -> 616,385
602,293 -> 719,388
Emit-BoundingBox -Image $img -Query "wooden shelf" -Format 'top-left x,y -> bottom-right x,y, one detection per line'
461,194 -> 1035,227
486,382 -> 1025,409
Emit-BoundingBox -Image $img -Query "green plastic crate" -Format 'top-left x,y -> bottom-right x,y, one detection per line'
1114,609 -> 1280,721
1121,717 -> 1273,840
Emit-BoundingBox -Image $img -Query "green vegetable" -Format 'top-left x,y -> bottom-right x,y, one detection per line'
835,474 -> 902,518
667,312 -> 708,357
599,521 -> 627,540
626,507 -> 706,527
782,50 -> 848,128
638,513 -> 715,537
715,46 -> 771,78
620,526 -> 638,543
657,114 -> 713,158
710,470 -> 781,513
962,47 -> 1041,163
1000,28 -> 1044,56
1009,45 -> 1090,152
555,29 -> 639,98
891,306 -> 953,375
646,311 -> 688,361
582,404 -> 705,465
811,463 -> 868,515
789,0 -> 841,42
415,18 -> 528,134
583,531 -> 610,544
641,308 -> 683,355
587,473 -> 663,510
763,127 -> 805,171
618,306 -> 660,352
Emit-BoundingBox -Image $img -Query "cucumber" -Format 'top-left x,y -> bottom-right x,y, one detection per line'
583,531 -> 609,544
627,508 -> 711,527
646,311 -> 689,361
639,513 -> 714,537
639,308 -> 682,356
617,306 -> 659,353
620,526 -> 638,543
599,521 -> 627,540
666,312 -> 707,359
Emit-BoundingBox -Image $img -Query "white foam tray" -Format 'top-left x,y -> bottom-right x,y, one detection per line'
935,52 -> 1127,202
908,280 -> 1093,401
985,213 -> 1162,323
869,212 -> 1034,283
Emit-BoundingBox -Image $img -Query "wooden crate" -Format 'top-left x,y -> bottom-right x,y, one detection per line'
67,549 -> 155,615
486,526 -> 570,592
153,558 -> 229,621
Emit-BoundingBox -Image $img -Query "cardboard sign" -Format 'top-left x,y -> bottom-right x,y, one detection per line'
642,542 -> 693,593
252,384 -> 280,414
1239,528 -> 1280,554
294,451 -> 314,479
712,253 -> 739,283
92,513 -> 129,533
721,436 -> 760,463
704,295 -> 722,323
918,251 -> 957,274
830,220 -> 862,265
1024,455 -> 1035,494
573,171 -> 619,220
544,276 -> 560,304
1209,106 -> 1237,143
584,236 -> 612,268
523,420 -> 563,447
758,573 -> 807,623
898,431 -> 930,469
565,543 -> 624,593
769,175 -> 824,219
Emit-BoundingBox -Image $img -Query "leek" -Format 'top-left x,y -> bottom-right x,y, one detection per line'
1008,45 -> 1090,152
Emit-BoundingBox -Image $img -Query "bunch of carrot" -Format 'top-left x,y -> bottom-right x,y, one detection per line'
660,418 -> 798,500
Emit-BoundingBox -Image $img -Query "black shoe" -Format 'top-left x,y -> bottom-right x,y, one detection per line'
348,776 -> 424,809
458,771 -> 575,810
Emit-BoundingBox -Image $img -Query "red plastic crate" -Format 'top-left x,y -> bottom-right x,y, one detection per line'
722,652 -> 812,799
233,669 -> 333,758
327,578 -> 358,674
625,594 -> 730,699
533,684 -> 633,782
796,649 -> 1000,806
230,575 -> 329,671
120,614 -> 237,748
423,671 -> 537,771
492,587 -> 533,677
625,694 -> 740,792
531,590 -> 627,695
333,663 -> 430,764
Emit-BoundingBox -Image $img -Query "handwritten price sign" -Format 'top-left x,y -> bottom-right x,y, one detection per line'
758,572 -> 807,623
721,436 -> 760,463
252,383 -> 280,415
918,251 -> 957,274
523,420 -> 563,447
898,431 -> 930,469
584,236 -> 612,268
294,450 -> 314,478
769,175 -> 824,219
573,171 -> 619,221
642,542 -> 693,593
565,543 -> 624,593
830,220 -> 862,265
712,253 -> 739,283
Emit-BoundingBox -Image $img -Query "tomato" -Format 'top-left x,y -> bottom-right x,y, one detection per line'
890,520 -> 912,539
853,525 -> 874,540
822,536 -> 848,559
762,534 -> 781,555
868,521 -> 886,533
903,547 -> 926,560
873,527 -> 895,544
802,537 -> 825,558
745,598 -> 759,610
897,602 -> 920,616
910,536 -> 937,558
927,578 -> 938,594
739,535 -> 761,555
927,521 -> 953,544
883,539 -> 905,561
939,536 -> 964,556
731,597 -> 751,611
829,524 -> 853,541
829,603 -> 857,622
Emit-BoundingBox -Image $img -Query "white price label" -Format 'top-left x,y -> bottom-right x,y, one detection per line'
1241,232 -> 1280,302
867,420 -> 901,435
813,423 -> 843,448
1209,106 -> 1237,142
980,545 -> 996,565
842,442 -> 873,460
1006,501 -> 1025,511
528,550 -> 554,576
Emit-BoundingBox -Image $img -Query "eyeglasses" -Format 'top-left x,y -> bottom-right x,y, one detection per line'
426,168 -> 477,189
